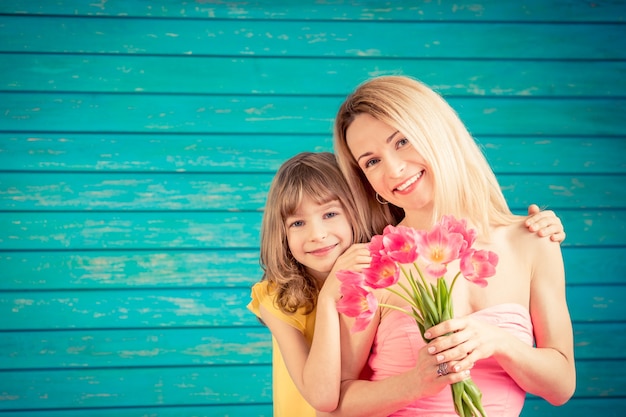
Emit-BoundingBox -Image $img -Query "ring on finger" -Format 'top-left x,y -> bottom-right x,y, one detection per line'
437,362 -> 450,376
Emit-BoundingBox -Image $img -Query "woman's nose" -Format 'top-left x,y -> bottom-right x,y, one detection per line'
385,154 -> 406,178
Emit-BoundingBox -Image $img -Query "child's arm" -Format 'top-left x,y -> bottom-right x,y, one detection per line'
260,300 -> 341,412
260,243 -> 372,412
526,204 -> 565,242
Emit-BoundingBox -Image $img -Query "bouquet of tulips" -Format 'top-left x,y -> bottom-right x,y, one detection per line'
336,215 -> 499,417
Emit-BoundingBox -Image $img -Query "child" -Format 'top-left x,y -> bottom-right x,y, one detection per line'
247,151 -> 564,416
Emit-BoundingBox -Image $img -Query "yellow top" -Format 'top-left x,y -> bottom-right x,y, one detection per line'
248,281 -> 317,417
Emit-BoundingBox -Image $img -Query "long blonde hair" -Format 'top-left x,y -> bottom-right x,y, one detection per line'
334,75 -> 516,236
259,152 -> 372,315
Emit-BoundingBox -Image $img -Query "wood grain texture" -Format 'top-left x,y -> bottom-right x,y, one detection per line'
1,0 -> 625,415
2,134 -> 624,173
1,93 -> 624,135
2,0 -> 624,22
2,16 -> 625,58
3,54 -> 626,97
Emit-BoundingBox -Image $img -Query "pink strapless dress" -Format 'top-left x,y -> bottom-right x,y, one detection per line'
367,303 -> 534,417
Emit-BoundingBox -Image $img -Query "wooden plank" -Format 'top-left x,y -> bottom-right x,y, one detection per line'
2,0 -> 624,22
562,248 -> 626,286
573,322 -> 626,360
0,404 -> 273,417
1,93 -> 625,136
0,172 -> 273,211
0,212 -> 264,250
0,285 -> 622,331
1,16 -> 625,59
0,359 -> 621,411
0,321 -> 615,371
0,365 -> 273,410
523,398 -> 626,417
1,247 -> 622,291
0,210 -> 624,250
0,250 -> 263,290
0,288 -> 261,330
1,134 -> 624,174
1,172 -> 624,211
3,54 -> 626,97
0,327 -> 271,369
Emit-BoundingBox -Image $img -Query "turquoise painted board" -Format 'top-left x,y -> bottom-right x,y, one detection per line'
1,1 -> 625,416
2,0 -> 625,21
1,135 -> 624,174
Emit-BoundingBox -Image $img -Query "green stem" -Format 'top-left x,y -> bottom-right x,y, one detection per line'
377,302 -> 422,322
382,286 -> 420,311
448,271 -> 462,295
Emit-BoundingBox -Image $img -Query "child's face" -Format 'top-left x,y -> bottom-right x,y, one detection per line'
285,195 -> 353,282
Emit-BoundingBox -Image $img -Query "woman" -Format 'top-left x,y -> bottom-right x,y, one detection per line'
322,76 -> 575,416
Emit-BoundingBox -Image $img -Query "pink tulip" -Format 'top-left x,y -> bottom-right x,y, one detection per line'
381,225 -> 420,264
336,284 -> 378,332
415,224 -> 464,278
461,249 -> 499,288
364,255 -> 400,289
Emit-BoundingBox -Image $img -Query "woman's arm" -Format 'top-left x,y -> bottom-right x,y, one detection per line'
318,304 -> 471,417
424,229 -> 576,406
495,233 -> 576,404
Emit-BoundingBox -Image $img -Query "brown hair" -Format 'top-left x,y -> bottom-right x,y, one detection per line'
259,152 -> 372,315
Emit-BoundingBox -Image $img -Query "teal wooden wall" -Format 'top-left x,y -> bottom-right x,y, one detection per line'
0,1 -> 625,416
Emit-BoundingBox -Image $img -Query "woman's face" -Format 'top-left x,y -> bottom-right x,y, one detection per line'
346,113 -> 434,213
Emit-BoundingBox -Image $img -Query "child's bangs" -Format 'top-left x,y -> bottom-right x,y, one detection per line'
280,170 -> 340,218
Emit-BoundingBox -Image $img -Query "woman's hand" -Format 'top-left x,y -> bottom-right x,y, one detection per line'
423,316 -> 504,374
410,342 -> 473,399
525,204 -> 566,242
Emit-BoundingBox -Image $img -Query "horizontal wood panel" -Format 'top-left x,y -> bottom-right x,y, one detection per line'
522,397 -> 626,417
0,400 -> 623,417
0,250 -> 263,290
3,54 -> 626,97
0,212 -> 264,250
0,285 -> 623,331
0,365 -> 273,410
1,173 -> 624,211
0,404 -> 273,417
2,134 -> 624,174
1,16 -> 624,59
0,327 -> 271,369
0,321 -> 616,371
0,288 -> 261,330
0,210 -> 624,249
1,247 -> 622,291
1,94 -> 625,136
0,360 -> 621,411
2,0 -> 624,22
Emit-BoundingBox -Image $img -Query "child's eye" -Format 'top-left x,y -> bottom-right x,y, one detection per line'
289,220 -> 304,228
324,212 -> 338,219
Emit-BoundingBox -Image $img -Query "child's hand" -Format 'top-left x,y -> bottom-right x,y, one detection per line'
322,244 -> 371,301
525,204 -> 566,242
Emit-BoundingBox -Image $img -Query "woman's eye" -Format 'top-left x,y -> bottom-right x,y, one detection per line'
364,158 -> 379,168
397,138 -> 409,148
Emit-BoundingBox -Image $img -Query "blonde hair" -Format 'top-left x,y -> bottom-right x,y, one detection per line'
259,152 -> 372,315
334,75 -> 516,236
